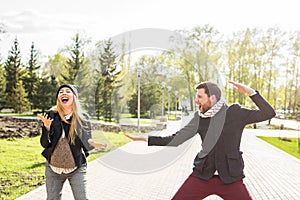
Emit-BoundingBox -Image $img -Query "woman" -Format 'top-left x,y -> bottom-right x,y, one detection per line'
39,84 -> 106,200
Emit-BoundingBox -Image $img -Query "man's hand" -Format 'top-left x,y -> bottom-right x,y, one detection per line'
38,114 -> 53,131
88,139 -> 107,149
124,134 -> 148,142
229,80 -> 255,95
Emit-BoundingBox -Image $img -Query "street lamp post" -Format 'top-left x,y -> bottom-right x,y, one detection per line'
161,82 -> 166,117
167,86 -> 172,120
174,91 -> 178,120
137,67 -> 142,133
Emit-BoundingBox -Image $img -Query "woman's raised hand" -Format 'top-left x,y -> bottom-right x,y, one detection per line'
38,114 -> 53,131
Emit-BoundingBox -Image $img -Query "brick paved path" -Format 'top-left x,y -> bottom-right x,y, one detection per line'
17,115 -> 300,200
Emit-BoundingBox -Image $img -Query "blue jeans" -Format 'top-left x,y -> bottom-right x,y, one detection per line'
45,162 -> 88,200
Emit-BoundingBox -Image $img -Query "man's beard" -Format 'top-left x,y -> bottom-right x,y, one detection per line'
199,100 -> 212,113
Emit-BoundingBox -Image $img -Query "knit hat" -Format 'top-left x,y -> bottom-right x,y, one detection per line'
56,84 -> 78,98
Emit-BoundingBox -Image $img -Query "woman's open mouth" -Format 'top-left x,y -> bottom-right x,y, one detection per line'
61,97 -> 69,104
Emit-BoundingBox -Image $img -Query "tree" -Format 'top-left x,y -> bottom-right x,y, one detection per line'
287,31 -> 300,115
169,26 -> 223,111
224,28 -> 275,106
44,53 -> 67,80
228,29 -> 253,105
0,23 -> 7,109
79,49 -> 100,116
190,25 -> 222,83
22,42 -> 40,110
42,54 -> 65,107
95,39 -> 121,121
261,27 -> 285,105
59,33 -> 94,115
12,80 -> 30,113
128,83 -> 161,117
0,64 -> 6,110
4,37 -> 23,109
125,54 -> 185,118
33,74 -> 57,113
61,33 -> 88,85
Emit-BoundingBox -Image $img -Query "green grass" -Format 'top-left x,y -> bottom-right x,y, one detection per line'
0,131 -> 132,200
257,136 -> 300,160
0,137 -> 45,200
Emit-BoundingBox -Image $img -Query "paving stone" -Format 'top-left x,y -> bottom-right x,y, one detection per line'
17,116 -> 300,200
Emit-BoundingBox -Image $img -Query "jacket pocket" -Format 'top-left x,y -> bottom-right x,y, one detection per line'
226,151 -> 244,177
193,154 -> 207,172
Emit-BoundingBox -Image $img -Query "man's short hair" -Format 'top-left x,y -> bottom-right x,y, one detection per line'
196,81 -> 221,101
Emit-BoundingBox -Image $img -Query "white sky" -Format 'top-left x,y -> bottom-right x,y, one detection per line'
0,0 -> 299,61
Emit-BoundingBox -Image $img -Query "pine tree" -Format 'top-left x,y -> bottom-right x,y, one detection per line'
4,37 -> 23,109
22,42 -> 40,110
12,80 -> 30,113
62,33 -> 87,84
96,39 -> 121,121
33,74 -> 56,113
0,63 -> 6,110
49,75 -> 58,106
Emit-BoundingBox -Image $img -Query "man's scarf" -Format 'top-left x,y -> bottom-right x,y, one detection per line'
198,98 -> 226,118
196,98 -> 227,159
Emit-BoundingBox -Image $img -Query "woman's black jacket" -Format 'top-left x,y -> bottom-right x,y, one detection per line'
40,110 -> 94,167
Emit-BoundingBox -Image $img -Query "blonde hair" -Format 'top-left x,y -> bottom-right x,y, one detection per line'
52,94 -> 87,145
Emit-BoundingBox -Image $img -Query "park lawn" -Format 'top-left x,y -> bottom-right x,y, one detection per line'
0,131 -> 131,200
257,136 -> 300,160
0,136 -> 45,200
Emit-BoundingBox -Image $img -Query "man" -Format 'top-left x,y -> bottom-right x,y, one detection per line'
125,81 -> 275,199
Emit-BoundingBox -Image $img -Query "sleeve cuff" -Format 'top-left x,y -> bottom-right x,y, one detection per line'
249,91 -> 257,96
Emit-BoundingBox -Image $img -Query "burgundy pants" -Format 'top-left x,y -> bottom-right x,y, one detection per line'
172,173 -> 252,200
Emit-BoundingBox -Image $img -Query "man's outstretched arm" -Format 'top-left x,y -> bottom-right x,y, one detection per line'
125,112 -> 199,146
229,80 -> 276,124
